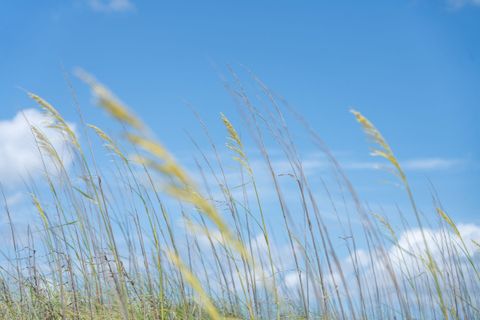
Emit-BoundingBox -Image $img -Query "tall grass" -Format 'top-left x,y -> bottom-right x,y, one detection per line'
0,70 -> 478,319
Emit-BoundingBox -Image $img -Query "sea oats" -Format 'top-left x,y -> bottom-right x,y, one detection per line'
29,92 -> 80,149
75,69 -> 143,130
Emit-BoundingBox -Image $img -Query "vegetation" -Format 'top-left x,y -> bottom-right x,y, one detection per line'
0,70 -> 478,319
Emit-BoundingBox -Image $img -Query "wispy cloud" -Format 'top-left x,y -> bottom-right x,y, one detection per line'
343,161 -> 384,171
87,0 -> 134,13
448,0 -> 480,8
343,157 -> 465,172
4,192 -> 24,207
402,158 -> 463,170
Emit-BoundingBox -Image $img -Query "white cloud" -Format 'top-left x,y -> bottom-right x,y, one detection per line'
284,271 -> 304,289
279,223 -> 480,314
382,224 -> 480,270
0,109 -> 76,185
87,0 -> 134,12
350,224 -> 480,307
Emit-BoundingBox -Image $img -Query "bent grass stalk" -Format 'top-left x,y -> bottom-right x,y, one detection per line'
352,109 -> 449,319
77,70 -> 256,318
221,113 -> 279,312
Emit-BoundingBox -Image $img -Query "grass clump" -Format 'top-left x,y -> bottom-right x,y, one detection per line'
0,70 -> 478,320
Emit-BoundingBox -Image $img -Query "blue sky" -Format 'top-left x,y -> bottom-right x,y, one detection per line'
0,0 -> 479,226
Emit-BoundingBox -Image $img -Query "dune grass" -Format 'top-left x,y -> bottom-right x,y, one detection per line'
0,70 -> 478,319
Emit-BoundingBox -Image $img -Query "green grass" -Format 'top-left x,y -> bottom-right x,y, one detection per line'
0,70 -> 478,319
